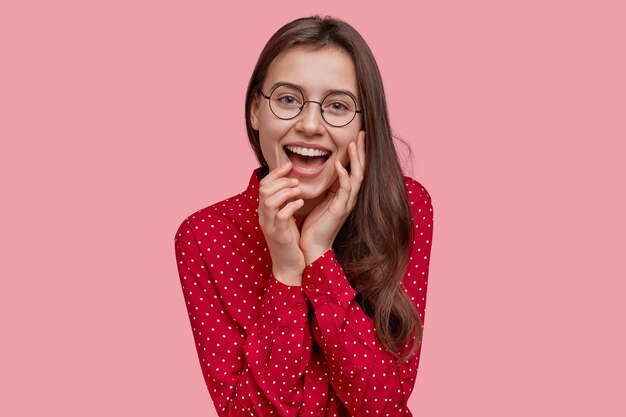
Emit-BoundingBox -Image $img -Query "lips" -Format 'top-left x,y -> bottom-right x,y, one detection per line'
283,143 -> 332,177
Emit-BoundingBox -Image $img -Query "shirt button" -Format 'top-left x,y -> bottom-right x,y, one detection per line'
296,303 -> 306,312
306,283 -> 316,292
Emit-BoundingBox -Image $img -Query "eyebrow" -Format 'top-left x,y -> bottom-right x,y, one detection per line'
268,81 -> 359,103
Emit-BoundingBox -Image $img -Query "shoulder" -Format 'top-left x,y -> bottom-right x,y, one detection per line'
403,176 -> 434,235
174,190 -> 255,246
403,176 -> 433,208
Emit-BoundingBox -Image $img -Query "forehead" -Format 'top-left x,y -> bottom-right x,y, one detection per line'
264,46 -> 358,97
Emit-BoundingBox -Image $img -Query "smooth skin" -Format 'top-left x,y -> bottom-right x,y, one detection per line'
252,46 -> 367,285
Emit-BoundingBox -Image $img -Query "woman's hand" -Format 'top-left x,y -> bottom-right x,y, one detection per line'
258,161 -> 306,285
300,131 -> 366,265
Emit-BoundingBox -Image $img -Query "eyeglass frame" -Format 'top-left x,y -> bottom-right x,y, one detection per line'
258,83 -> 363,128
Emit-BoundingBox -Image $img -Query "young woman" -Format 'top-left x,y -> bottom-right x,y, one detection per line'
175,16 -> 434,417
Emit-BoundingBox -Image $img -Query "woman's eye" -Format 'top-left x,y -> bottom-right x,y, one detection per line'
329,102 -> 348,111
278,95 -> 299,105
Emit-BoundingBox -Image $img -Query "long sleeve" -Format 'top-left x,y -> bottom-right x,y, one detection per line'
301,178 -> 434,416
174,212 -> 313,416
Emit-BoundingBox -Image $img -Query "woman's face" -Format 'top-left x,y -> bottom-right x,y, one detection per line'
250,46 -> 363,207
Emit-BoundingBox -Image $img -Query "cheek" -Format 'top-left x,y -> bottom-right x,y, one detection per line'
334,132 -> 359,166
258,123 -> 289,169
259,136 -> 278,169
337,148 -> 350,166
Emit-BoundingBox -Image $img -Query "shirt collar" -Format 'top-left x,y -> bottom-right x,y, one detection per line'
243,167 -> 267,211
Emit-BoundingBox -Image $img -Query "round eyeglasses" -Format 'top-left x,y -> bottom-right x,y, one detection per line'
259,83 -> 363,128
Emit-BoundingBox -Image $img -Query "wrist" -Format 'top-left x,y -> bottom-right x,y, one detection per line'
272,267 -> 303,286
303,245 -> 332,266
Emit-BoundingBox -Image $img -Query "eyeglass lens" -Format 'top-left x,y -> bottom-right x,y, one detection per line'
268,84 -> 358,127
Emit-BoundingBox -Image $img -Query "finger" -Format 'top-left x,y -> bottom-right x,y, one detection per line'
333,160 -> 352,211
348,141 -> 364,186
259,161 -> 292,187
259,177 -> 299,199
357,131 -> 366,172
275,199 -> 304,225
346,141 -> 365,209
263,187 -> 302,216
348,141 -> 363,181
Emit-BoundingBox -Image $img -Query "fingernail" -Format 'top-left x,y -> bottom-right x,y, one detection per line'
282,161 -> 291,169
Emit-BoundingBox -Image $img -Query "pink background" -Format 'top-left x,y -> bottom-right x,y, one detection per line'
2,1 -> 625,415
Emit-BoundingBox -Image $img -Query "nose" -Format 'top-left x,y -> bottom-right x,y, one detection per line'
296,100 -> 325,136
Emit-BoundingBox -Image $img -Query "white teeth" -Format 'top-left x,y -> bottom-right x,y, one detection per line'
285,145 -> 329,157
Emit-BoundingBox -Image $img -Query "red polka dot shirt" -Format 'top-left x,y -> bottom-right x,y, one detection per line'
174,169 -> 434,416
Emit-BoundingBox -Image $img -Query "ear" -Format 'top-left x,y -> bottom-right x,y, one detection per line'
250,92 -> 260,131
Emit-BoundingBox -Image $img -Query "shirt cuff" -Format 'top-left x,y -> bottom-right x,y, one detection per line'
261,275 -> 309,327
301,248 -> 356,311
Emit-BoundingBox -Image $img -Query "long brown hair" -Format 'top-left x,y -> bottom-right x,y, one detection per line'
244,16 -> 421,362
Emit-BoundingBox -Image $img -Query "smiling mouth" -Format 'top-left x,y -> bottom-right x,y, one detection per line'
284,145 -> 331,172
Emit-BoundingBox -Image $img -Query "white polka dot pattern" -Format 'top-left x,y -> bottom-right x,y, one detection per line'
174,169 -> 434,416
